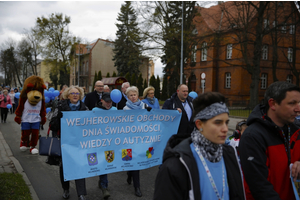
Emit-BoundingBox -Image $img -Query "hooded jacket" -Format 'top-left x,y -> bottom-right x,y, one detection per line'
162,93 -> 194,137
239,104 -> 300,200
153,135 -> 245,200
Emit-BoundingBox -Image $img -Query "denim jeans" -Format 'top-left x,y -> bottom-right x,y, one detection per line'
99,174 -> 108,188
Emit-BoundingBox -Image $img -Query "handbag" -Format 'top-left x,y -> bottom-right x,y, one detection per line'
39,126 -> 61,157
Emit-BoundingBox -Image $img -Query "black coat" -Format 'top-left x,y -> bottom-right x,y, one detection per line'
84,90 -> 102,110
112,92 -> 127,110
154,135 -> 245,200
162,93 -> 194,137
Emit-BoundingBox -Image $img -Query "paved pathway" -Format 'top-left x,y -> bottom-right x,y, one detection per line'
0,115 -> 244,200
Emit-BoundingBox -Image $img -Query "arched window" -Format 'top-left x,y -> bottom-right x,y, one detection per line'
191,45 -> 197,62
288,48 -> 293,62
262,45 -> 268,60
227,44 -> 232,59
261,73 -> 268,89
201,42 -> 207,61
225,73 -> 231,88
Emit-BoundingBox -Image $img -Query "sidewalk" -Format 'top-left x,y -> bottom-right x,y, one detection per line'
0,131 -> 39,200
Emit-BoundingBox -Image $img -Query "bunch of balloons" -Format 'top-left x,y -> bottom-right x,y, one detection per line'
44,87 -> 60,103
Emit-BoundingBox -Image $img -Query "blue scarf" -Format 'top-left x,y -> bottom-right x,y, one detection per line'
69,100 -> 80,111
146,97 -> 155,105
126,99 -> 143,110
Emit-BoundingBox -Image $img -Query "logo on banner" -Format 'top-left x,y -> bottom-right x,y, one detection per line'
122,149 -> 132,161
87,153 -> 98,166
105,150 -> 115,163
146,147 -> 154,159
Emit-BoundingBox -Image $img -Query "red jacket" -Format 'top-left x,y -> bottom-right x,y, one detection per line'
239,104 -> 300,200
0,94 -> 12,108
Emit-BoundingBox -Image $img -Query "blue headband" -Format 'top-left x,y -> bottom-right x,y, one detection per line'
194,102 -> 229,121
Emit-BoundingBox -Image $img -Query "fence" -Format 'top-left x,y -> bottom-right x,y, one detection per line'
226,100 -> 252,118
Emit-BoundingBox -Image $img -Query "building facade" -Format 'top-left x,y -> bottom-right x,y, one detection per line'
70,38 -> 155,92
185,1 -> 300,105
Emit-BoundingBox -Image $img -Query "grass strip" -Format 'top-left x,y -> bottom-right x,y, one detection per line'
0,172 -> 32,200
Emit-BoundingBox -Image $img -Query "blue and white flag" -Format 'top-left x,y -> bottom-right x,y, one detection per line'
61,109 -> 181,181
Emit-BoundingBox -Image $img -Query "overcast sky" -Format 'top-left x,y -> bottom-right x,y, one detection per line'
0,1 -> 166,77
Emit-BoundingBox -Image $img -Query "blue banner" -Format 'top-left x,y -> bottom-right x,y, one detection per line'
61,109 -> 181,181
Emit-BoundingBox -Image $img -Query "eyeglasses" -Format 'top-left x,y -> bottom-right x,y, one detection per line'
70,92 -> 80,96
95,85 -> 104,87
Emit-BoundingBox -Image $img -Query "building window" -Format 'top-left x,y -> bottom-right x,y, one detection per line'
225,73 -> 231,88
191,45 -> 197,62
201,42 -> 207,61
86,61 -> 89,74
290,25 -> 295,34
261,73 -> 268,89
281,23 -> 287,33
288,48 -> 293,62
227,44 -> 232,59
264,19 -> 269,29
287,75 -> 293,83
262,45 -> 268,60
272,21 -> 278,29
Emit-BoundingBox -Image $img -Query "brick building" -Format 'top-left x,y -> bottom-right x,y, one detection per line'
185,1 -> 300,105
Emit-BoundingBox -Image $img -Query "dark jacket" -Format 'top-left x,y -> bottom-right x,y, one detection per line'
162,93 -> 194,137
239,104 -> 300,200
112,92 -> 127,110
50,99 -> 88,133
84,90 -> 102,110
154,135 -> 245,200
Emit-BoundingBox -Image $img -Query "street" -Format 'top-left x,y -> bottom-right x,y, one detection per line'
1,113 -> 158,200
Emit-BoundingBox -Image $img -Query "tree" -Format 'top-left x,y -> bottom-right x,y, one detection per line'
17,38 -> 34,79
23,27 -> 43,76
155,75 -> 161,99
119,72 -> 124,76
149,75 -> 156,89
143,79 -> 147,91
136,2 -> 198,96
161,75 -> 168,100
113,1 -> 143,75
106,72 -> 110,78
137,74 -> 144,96
97,71 -> 102,81
35,13 -> 74,88
131,73 -> 137,86
125,72 -> 131,83
93,71 -> 97,89
112,71 -> 117,77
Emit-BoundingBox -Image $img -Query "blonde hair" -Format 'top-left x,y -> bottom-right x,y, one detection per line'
62,86 -> 84,100
143,86 -> 155,98
126,86 -> 139,96
2,89 -> 8,94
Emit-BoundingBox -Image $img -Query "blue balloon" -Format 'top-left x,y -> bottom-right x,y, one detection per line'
44,90 -> 49,98
189,91 -> 198,99
46,107 -> 51,113
15,92 -> 20,99
6,104 -> 12,109
53,90 -> 60,97
49,87 -> 55,92
51,96 -> 55,100
48,91 -> 54,98
111,89 -> 122,104
45,97 -> 50,103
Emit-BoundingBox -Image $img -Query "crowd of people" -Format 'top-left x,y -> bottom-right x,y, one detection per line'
6,79 -> 300,200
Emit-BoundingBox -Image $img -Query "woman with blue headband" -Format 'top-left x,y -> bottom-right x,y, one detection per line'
153,92 -> 245,200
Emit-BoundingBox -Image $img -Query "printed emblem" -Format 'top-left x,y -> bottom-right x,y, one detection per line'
146,147 -> 154,159
122,149 -> 132,161
105,150 -> 115,163
87,153 -> 98,166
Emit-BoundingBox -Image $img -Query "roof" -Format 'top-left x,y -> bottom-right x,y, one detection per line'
76,38 -> 114,55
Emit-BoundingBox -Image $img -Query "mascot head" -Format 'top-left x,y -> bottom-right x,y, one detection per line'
20,76 -> 47,106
